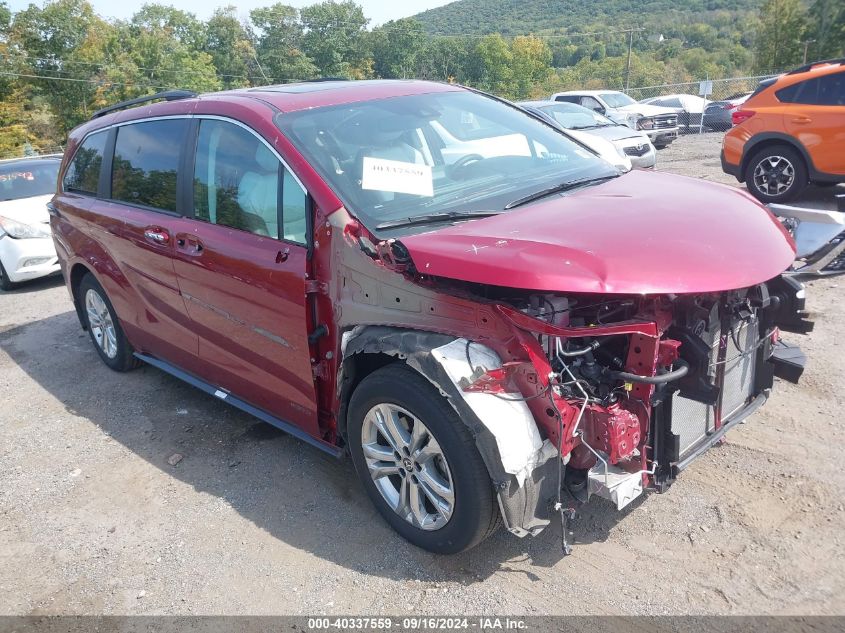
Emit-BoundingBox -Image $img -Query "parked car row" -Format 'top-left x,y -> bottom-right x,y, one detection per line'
550,89 -> 680,148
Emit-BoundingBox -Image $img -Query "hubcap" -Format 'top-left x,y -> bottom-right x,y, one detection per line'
85,288 -> 118,359
753,155 -> 795,196
361,403 -> 454,531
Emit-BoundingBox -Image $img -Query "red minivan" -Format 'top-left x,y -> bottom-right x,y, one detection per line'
52,80 -> 811,553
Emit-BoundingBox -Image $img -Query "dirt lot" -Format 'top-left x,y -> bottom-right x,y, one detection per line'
1,134 -> 844,616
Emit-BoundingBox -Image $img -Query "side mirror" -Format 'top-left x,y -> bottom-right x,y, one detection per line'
594,105 -> 606,115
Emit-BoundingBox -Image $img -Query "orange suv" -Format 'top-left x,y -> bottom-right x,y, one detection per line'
722,59 -> 845,203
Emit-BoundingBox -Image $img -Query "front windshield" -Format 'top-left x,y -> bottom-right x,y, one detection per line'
0,161 -> 60,202
600,92 -> 636,108
539,103 -> 615,129
277,90 -> 616,230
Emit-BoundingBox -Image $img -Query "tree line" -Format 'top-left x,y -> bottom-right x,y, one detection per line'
0,0 -> 842,158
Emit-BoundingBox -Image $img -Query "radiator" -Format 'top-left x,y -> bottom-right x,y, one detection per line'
671,316 -> 759,458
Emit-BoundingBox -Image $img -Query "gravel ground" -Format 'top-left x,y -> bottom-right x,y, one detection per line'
1,134 -> 844,616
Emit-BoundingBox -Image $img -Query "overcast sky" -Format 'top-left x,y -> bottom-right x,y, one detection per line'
6,0 -> 455,25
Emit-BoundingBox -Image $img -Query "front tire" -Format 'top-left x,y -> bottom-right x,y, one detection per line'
745,145 -> 808,203
348,363 -> 499,554
0,259 -> 17,291
78,273 -> 139,371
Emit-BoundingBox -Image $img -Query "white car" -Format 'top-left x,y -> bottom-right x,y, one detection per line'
639,94 -> 709,130
0,155 -> 62,290
550,89 -> 680,148
518,100 -> 656,170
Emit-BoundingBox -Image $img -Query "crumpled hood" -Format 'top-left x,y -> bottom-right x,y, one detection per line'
0,194 -> 52,225
399,171 -> 795,295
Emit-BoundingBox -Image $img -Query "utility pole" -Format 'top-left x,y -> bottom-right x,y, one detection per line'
623,27 -> 645,93
801,39 -> 816,64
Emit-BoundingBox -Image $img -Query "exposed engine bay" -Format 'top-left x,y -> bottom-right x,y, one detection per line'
450,276 -> 813,533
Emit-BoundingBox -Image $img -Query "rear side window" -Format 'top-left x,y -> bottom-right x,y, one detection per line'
777,73 -> 845,105
112,120 -> 188,212
554,95 -> 580,104
818,72 -> 845,105
193,118 -> 308,243
63,131 -> 107,195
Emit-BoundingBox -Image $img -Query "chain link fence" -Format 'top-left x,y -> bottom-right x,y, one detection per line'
625,74 -> 778,133
626,75 -> 776,102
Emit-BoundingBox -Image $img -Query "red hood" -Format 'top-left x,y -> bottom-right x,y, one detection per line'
399,171 -> 795,294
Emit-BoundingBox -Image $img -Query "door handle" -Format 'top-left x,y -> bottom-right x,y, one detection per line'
791,116 -> 812,124
144,227 -> 170,244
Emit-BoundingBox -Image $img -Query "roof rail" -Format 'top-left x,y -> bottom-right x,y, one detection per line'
90,90 -> 198,120
786,58 -> 845,75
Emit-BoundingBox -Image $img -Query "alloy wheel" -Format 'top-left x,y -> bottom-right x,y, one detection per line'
361,403 -> 455,531
85,288 -> 118,359
753,155 -> 795,196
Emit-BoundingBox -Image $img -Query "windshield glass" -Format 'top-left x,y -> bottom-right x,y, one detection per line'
600,92 -> 636,108
0,160 -> 60,201
538,103 -> 615,129
277,90 -> 616,229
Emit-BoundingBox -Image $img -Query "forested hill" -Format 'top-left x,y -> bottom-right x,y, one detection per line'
414,0 -> 763,36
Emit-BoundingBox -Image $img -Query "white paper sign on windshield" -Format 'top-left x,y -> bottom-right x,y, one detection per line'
361,157 -> 433,197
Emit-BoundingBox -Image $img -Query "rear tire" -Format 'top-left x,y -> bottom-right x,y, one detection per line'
744,145 -> 808,203
78,273 -> 140,372
347,363 -> 500,554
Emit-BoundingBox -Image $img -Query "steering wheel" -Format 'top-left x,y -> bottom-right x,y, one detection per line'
447,154 -> 485,180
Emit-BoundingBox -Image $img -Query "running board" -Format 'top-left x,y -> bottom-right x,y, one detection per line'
134,352 -> 343,458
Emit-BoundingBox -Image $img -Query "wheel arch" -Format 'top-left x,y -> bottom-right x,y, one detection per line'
741,133 -> 813,181
69,261 -> 96,330
337,325 -> 561,538
337,326 -> 510,484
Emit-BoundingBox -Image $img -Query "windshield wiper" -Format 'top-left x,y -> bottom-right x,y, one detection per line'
504,175 -> 618,210
375,210 -> 502,230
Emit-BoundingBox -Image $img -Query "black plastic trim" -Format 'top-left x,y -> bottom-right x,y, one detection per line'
134,352 -> 343,458
91,90 -> 197,120
741,132 -> 845,184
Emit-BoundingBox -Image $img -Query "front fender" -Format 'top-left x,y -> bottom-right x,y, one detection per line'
339,326 -> 559,537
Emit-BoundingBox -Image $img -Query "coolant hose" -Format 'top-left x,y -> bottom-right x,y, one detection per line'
611,359 -> 690,384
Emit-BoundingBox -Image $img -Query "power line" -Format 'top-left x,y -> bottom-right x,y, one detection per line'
1,52 -> 271,83
0,70 -> 170,90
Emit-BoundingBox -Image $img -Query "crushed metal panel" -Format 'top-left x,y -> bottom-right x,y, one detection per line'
430,339 -> 556,488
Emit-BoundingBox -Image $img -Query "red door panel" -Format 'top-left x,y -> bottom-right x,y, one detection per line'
114,204 -> 199,368
171,223 -> 318,436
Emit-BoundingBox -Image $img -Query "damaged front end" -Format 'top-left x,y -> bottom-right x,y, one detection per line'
453,278 -> 813,536
336,244 -> 812,541
327,204 -> 811,545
